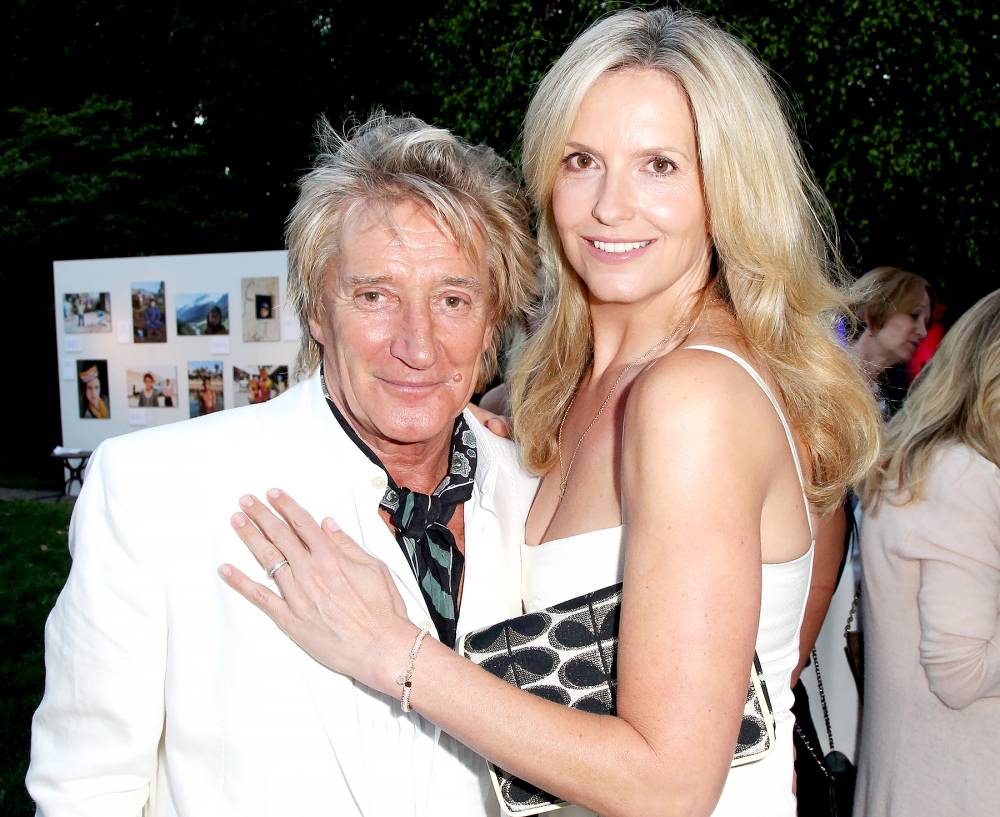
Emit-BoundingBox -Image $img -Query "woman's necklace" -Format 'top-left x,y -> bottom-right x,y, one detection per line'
556,323 -> 686,499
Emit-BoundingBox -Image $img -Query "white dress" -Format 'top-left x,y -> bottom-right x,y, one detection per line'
522,346 -> 814,817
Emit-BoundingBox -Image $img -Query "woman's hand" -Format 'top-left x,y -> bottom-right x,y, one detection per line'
466,403 -> 511,438
219,488 -> 418,696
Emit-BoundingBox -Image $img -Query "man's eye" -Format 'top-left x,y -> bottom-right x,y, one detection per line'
444,296 -> 467,308
360,291 -> 382,303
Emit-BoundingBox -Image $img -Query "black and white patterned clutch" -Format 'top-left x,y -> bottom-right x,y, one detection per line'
458,582 -> 775,816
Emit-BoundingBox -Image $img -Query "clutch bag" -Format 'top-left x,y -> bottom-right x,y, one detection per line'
458,582 -> 775,816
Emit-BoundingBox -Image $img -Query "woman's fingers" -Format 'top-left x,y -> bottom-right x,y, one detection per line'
238,493 -> 310,560
230,511 -> 297,596
467,402 -> 511,439
320,516 -> 382,564
218,563 -> 290,630
263,489 -> 339,554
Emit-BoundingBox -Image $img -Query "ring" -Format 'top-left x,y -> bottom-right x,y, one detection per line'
267,559 -> 290,579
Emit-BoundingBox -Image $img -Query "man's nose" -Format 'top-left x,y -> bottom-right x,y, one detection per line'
390,301 -> 438,369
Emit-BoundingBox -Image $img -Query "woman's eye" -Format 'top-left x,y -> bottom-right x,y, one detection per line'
647,157 -> 675,174
563,152 -> 596,171
444,296 -> 467,309
358,291 -> 382,303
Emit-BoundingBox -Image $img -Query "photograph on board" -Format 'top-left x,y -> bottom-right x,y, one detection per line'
188,360 -> 225,417
127,366 -> 177,408
232,364 -> 288,407
63,292 -> 111,334
131,281 -> 167,343
176,292 -> 229,336
77,360 -> 110,419
240,276 -> 279,342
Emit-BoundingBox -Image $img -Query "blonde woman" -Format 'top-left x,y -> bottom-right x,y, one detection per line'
855,289 -> 1000,817
849,265 -> 933,415
222,8 -> 879,816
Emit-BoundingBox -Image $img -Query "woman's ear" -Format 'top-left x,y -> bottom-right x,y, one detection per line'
862,306 -> 881,334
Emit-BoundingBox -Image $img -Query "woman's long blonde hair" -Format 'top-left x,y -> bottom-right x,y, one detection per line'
509,7 -> 880,512
861,289 -> 1000,509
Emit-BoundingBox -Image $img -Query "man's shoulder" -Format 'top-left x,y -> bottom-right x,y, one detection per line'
464,410 -> 538,499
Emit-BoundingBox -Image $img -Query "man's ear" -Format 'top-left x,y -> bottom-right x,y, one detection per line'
308,315 -> 327,347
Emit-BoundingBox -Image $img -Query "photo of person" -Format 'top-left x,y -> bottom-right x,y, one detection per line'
188,360 -> 225,417
131,281 -> 167,343
63,292 -> 111,334
240,277 -> 279,342
176,293 -> 229,335
126,366 -> 177,408
76,360 -> 110,419
232,364 -> 288,407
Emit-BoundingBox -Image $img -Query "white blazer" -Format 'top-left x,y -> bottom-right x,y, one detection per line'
28,372 -> 538,817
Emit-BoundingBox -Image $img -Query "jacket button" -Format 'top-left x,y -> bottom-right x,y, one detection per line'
371,475 -> 387,490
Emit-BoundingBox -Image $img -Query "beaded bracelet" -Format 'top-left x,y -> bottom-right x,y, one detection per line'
397,627 -> 430,713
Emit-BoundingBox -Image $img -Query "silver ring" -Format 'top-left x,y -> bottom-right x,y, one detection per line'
266,559 -> 290,579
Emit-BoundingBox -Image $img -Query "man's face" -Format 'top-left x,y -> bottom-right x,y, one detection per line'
310,200 -> 494,451
143,375 -> 154,390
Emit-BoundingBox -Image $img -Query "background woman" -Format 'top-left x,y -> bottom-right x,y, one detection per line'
849,265 -> 933,418
855,289 -> 1000,817
222,8 -> 880,816
793,264 -> 934,785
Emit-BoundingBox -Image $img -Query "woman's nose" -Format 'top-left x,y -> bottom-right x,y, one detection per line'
591,171 -> 635,225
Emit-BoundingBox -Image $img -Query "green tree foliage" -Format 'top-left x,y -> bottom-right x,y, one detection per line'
1,96 -> 244,256
414,1 -> 628,156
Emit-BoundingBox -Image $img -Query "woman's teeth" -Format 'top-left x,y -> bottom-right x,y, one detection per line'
592,240 -> 651,253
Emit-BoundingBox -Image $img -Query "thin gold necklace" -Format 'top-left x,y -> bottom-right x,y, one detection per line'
556,323 -> 687,498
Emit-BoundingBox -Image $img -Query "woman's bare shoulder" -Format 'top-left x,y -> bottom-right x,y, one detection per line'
629,340 -> 771,422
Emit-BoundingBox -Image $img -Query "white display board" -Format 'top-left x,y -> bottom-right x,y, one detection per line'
53,250 -> 301,456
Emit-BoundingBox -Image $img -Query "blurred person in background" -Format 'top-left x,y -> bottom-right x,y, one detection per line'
849,266 -> 933,419
855,288 -> 1000,817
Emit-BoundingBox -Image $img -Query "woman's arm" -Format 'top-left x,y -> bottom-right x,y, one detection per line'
221,354 -> 780,817
904,447 -> 1000,709
790,505 -> 847,686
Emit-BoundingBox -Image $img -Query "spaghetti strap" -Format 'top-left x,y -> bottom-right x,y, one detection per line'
682,344 -> 815,540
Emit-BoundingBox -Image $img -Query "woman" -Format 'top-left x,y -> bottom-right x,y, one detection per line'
205,304 -> 227,334
849,265 -> 933,418
80,366 -> 110,419
854,289 -> 1000,817
792,265 -> 933,785
221,8 -> 879,815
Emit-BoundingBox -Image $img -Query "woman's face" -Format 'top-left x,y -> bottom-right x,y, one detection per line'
551,69 -> 712,308
872,289 -> 932,365
86,378 -> 101,407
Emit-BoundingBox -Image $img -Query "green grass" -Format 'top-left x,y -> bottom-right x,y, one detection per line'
0,500 -> 72,817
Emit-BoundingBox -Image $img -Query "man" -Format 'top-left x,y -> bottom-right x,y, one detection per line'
28,113 -> 538,817
137,372 -> 158,406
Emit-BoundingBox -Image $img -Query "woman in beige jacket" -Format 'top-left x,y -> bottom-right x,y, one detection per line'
855,289 -> 1000,817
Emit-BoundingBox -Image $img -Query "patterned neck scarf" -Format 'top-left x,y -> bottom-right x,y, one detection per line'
321,372 -> 477,648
